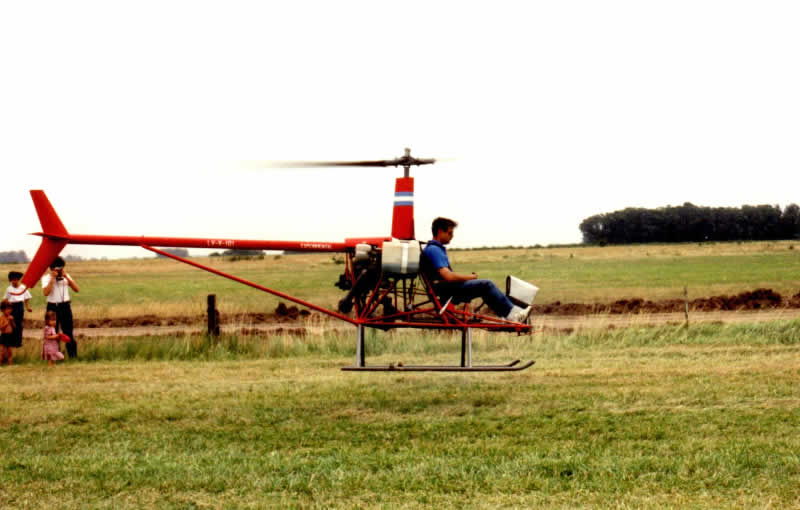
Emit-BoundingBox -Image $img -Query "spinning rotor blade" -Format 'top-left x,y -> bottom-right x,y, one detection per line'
253,148 -> 436,172
266,159 -> 431,168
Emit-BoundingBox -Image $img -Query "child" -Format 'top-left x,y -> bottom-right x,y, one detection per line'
42,310 -> 66,366
4,271 -> 33,352
0,299 -> 17,365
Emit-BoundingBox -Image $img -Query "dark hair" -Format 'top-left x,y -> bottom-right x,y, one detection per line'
46,310 -> 57,321
8,271 -> 23,281
431,217 -> 457,237
49,256 -> 65,269
0,299 -> 11,311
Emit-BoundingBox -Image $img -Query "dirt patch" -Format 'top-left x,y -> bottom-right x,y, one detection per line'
22,303 -> 315,330
275,303 -> 311,320
21,289 -> 800,331
533,288 -> 792,316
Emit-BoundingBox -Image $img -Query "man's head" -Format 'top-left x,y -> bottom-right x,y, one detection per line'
8,271 -> 23,287
431,217 -> 457,245
50,256 -> 65,271
50,256 -> 66,279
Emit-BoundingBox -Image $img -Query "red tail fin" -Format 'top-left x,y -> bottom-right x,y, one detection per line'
30,190 -> 68,238
21,191 -> 69,289
391,177 -> 415,240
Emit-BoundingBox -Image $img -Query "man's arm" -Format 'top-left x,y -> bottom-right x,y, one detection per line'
437,267 -> 477,282
42,273 -> 55,296
65,273 -> 80,293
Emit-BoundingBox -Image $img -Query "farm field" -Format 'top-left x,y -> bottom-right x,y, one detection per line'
5,240 -> 800,324
1,323 -> 799,509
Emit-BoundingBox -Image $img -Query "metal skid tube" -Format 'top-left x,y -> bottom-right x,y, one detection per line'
342,360 -> 536,372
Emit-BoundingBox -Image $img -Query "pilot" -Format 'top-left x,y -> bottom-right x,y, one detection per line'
421,217 -> 531,323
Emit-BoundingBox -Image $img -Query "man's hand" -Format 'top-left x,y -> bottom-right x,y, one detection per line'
438,267 -> 479,282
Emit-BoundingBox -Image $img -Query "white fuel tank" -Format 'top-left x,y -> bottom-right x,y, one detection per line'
381,240 -> 421,276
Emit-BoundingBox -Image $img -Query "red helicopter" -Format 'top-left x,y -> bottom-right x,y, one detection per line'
20,149 -> 536,372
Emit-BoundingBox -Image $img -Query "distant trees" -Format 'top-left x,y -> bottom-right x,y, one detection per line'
0,250 -> 28,264
155,248 -> 190,258
580,203 -> 800,245
209,249 -> 265,261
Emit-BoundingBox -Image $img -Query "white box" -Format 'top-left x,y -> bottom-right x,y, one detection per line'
381,240 -> 421,275
505,275 -> 539,307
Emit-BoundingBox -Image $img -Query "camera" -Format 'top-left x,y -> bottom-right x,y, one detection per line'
55,267 -> 64,281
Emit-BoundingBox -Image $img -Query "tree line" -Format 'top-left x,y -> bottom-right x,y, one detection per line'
0,250 -> 28,264
580,203 -> 800,245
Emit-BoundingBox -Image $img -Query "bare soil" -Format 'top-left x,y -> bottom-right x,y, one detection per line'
20,288 -> 800,339
533,288 -> 800,315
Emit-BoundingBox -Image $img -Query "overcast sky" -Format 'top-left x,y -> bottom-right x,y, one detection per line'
2,1 -> 798,260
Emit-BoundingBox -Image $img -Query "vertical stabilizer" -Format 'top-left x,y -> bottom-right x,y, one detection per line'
391,177 -> 415,240
30,190 -> 68,237
21,191 -> 69,289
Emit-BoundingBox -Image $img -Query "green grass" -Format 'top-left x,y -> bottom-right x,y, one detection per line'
2,321 -> 799,508
1,241 -> 798,508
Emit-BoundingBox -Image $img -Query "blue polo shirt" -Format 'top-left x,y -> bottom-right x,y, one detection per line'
422,240 -> 450,281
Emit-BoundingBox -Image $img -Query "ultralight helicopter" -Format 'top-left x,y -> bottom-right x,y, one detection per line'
19,149 -> 538,372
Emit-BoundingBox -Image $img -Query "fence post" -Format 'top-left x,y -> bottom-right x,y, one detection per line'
208,294 -> 220,337
684,286 -> 689,328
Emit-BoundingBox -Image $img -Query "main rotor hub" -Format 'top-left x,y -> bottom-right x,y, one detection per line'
393,148 -> 435,177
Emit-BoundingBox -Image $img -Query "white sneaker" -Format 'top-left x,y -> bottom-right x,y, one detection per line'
505,305 -> 532,323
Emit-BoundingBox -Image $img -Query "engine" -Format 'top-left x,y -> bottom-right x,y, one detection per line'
335,244 -> 382,314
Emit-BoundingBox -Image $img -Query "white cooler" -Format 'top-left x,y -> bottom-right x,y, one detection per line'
505,275 -> 539,307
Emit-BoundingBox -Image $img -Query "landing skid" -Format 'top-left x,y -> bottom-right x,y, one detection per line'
342,324 -> 535,373
342,359 -> 535,372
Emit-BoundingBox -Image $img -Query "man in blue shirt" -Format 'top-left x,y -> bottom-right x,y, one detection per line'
421,217 -> 531,323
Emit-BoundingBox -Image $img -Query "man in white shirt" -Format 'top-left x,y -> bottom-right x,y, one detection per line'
41,256 -> 80,358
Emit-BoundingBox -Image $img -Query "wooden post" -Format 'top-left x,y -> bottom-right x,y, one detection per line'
684,286 -> 689,328
207,294 -> 220,337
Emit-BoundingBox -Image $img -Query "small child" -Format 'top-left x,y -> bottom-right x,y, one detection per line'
0,299 -> 17,365
42,310 -> 66,366
3,271 -> 32,352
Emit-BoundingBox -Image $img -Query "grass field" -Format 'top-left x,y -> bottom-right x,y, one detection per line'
4,240 -> 800,320
1,322 -> 799,508
1,241 -> 799,508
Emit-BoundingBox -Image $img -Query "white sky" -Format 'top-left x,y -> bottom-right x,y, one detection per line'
2,1 -> 799,259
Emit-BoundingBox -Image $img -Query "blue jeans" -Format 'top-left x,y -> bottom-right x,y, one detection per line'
434,279 -> 514,318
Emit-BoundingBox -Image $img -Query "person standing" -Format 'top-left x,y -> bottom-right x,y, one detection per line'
42,310 -> 66,366
41,256 -> 79,359
0,300 -> 16,365
3,271 -> 32,354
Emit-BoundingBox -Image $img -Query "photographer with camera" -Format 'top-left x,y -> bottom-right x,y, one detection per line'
41,256 -> 80,359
